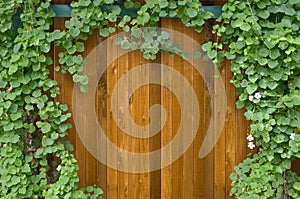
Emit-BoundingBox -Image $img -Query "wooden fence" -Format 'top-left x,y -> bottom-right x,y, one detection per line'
50,0 -> 255,198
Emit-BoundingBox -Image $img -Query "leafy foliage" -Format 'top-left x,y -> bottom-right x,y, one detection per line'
0,0 -> 102,198
203,0 -> 300,198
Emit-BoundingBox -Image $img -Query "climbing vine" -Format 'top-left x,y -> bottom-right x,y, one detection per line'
0,0 -> 211,198
4,0 -> 299,198
203,0 -> 300,198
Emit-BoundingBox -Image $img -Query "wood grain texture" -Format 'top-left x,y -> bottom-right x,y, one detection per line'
51,0 -> 255,198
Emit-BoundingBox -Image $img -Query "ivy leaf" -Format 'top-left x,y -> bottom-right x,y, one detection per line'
202,42 -> 212,52
292,95 -> 300,105
100,28 -> 110,37
294,182 -> 300,191
187,8 -> 198,18
264,40 -> 276,49
3,123 -> 14,131
41,123 -> 51,134
259,48 -> 269,57
121,39 -> 130,49
268,60 -> 279,68
270,49 -> 280,59
131,28 -> 142,38
76,42 -> 85,52
86,186 -> 94,193
32,90 -> 42,98
41,44 -> 50,53
42,137 -> 54,146
246,84 -> 258,94
78,0 -> 91,6
240,23 -> 251,31
207,50 -> 217,59
80,84 -> 88,93
10,112 -> 22,121
8,64 -> 18,75
70,28 -> 80,37
258,10 -> 270,19
159,1 -> 169,9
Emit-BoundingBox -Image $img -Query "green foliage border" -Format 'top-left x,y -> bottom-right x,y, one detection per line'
1,0 -> 300,198
203,0 -> 300,198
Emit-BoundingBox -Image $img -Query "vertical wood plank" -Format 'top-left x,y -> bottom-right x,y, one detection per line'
160,18 -> 173,199
182,25 -> 194,199
203,19 -> 215,199
96,34 -> 108,198
193,25 -> 206,199
117,29 -> 129,199
84,29 -> 98,188
106,33 -> 118,199
171,19 -> 184,199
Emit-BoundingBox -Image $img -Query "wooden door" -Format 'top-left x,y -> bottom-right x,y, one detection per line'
51,1 -> 252,198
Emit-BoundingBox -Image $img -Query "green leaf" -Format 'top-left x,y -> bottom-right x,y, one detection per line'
268,60 -> 279,68
8,64 -> 18,75
264,40 -> 276,49
236,100 -> 245,109
131,28 -> 142,38
10,112 -> 22,121
259,48 -> 269,57
207,50 -> 217,59
80,84 -> 88,93
202,42 -> 212,52
51,132 -> 59,140
294,182 -> 300,191
187,8 -> 198,18
3,123 -> 14,131
121,39 -> 130,49
86,186 -> 94,193
76,42 -> 85,52
78,0 -> 91,6
270,49 -> 280,59
32,90 -> 42,98
258,10 -> 270,19
240,23 -> 251,31
292,95 -> 300,105
159,1 -> 169,8
42,137 -> 54,146
70,28 -> 80,37
100,28 -> 110,37
31,175 -> 41,184
41,44 -> 51,53
246,84 -> 258,94
41,123 -> 51,134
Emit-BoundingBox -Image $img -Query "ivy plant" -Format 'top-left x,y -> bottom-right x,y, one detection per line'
0,0 -> 102,198
203,0 -> 300,198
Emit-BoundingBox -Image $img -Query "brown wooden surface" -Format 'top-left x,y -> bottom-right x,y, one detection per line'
51,1 -> 254,198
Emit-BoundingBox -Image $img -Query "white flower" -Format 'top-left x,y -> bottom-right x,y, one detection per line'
56,165 -> 62,171
248,142 -> 255,150
254,92 -> 262,100
290,133 -> 296,140
249,95 -> 254,101
247,134 -> 254,142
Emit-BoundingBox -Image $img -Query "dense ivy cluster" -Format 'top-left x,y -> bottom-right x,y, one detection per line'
203,0 -> 300,198
0,0 -> 102,198
56,0 -> 212,92
0,0 -> 211,198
